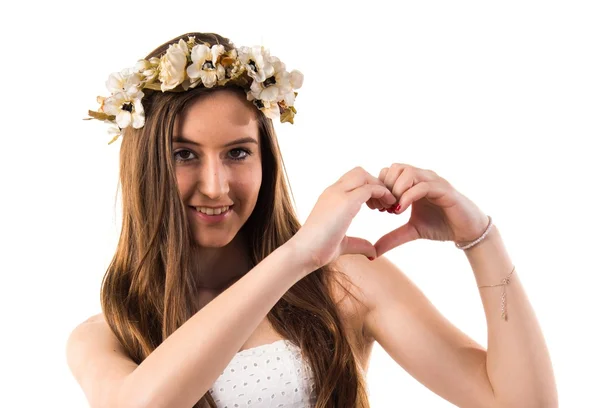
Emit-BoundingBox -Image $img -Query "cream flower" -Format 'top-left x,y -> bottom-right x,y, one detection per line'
246,92 -> 281,121
103,91 -> 145,129
158,39 -> 190,91
134,57 -> 160,84
187,44 -> 226,88
282,69 -> 304,106
238,46 -> 274,83
106,69 -> 142,95
257,100 -> 281,121
249,57 -> 291,102
289,69 -> 303,89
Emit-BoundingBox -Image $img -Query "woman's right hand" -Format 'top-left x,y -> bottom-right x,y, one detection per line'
289,166 -> 397,271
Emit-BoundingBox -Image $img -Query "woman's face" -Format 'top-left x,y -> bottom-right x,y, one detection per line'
173,89 -> 262,248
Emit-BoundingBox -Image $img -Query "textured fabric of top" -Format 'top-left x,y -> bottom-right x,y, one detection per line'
208,339 -> 317,407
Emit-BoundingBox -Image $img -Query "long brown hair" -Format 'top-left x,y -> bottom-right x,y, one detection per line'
100,32 -> 370,407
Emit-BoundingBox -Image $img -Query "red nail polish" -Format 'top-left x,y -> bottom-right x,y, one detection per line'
367,256 -> 375,261
394,203 -> 401,212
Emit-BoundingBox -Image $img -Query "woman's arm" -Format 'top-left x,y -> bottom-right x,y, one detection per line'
354,224 -> 557,407
357,163 -> 558,406
464,224 -> 558,407
119,241 -> 313,408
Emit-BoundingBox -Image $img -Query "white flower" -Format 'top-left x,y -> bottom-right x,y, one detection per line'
134,57 -> 160,84
259,100 -> 281,121
106,69 -> 142,95
289,69 -> 303,89
103,90 -> 145,129
158,39 -> 190,91
249,57 -> 291,102
282,69 -> 304,106
187,44 -> 226,88
246,92 -> 280,121
238,46 -> 274,83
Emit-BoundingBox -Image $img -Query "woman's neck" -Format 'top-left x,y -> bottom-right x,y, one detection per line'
191,232 -> 252,292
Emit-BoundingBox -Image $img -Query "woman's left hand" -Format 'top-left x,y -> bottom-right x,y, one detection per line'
366,163 -> 490,257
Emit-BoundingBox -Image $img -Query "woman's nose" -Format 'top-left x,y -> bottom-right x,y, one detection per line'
198,159 -> 229,200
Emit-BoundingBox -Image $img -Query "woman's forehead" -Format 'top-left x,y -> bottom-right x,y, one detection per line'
174,92 -> 260,143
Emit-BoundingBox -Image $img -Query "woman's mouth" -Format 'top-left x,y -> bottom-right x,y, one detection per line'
189,205 -> 233,224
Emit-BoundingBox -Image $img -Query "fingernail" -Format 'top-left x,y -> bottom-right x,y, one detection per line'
394,203 -> 401,212
378,208 -> 386,212
367,256 -> 375,261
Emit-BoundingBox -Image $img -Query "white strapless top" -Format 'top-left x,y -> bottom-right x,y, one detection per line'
208,339 -> 317,407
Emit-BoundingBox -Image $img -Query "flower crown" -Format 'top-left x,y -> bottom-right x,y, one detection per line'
86,36 -> 304,145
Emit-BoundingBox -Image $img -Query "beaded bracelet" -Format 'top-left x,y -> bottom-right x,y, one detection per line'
455,215 -> 494,250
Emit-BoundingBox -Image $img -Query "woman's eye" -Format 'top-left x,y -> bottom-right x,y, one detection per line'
229,148 -> 251,161
174,148 -> 252,163
174,150 -> 196,162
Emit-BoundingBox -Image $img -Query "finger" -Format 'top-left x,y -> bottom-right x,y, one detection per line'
386,165 -> 437,197
385,165 -> 435,208
380,165 -> 408,209
341,235 -> 377,259
348,183 -> 396,208
383,164 -> 409,199
338,167 -> 394,209
393,181 -> 430,213
373,223 -> 420,256
378,167 -> 389,182
365,199 -> 378,210
365,197 -> 388,210
372,167 -> 390,210
338,166 -> 387,192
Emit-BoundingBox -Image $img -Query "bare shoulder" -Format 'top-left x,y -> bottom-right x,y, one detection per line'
66,313 -> 122,354
66,313 -> 138,407
66,312 -> 133,369
330,254 -> 408,342
329,254 -> 378,312
332,253 -> 415,308
327,254 -> 379,340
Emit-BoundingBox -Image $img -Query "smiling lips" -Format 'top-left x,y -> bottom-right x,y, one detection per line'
193,205 -> 231,215
190,206 -> 232,224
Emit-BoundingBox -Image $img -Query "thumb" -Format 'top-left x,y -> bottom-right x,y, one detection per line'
373,223 -> 418,257
341,235 -> 377,260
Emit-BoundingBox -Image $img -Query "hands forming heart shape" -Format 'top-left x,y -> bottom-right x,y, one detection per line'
290,163 -> 491,270
365,163 -> 490,257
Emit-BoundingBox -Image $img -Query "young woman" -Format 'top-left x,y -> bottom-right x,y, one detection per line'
66,32 -> 557,408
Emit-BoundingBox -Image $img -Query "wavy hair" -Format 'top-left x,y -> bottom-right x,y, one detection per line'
100,32 -> 370,408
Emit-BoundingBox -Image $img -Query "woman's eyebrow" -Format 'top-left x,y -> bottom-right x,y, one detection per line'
172,136 -> 258,147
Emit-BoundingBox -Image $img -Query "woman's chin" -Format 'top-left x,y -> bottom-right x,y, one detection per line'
193,238 -> 229,248
191,231 -> 238,249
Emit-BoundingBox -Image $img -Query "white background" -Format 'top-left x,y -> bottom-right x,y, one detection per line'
1,0 -> 598,406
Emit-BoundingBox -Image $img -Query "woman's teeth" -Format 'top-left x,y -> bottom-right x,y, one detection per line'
194,206 -> 230,215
